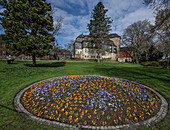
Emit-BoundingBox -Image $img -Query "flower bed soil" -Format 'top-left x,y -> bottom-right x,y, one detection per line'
20,75 -> 161,126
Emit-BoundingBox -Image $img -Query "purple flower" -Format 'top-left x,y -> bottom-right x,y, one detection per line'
39,97 -> 44,100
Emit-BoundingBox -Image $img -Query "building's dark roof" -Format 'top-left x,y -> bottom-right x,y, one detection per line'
109,33 -> 121,38
75,33 -> 120,47
104,39 -> 116,46
77,34 -> 89,38
77,33 -> 120,39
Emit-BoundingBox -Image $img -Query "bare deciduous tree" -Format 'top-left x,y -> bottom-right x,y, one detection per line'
154,9 -> 170,67
122,20 -> 151,64
144,0 -> 169,11
144,0 -> 170,33
64,40 -> 75,57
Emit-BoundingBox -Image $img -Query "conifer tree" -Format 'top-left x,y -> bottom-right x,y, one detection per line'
0,0 -> 55,66
87,2 -> 113,62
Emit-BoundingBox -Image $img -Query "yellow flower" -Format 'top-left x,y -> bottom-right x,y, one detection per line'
94,110 -> 97,114
102,111 -> 104,115
69,116 -> 72,120
107,116 -> 110,120
134,117 -> 138,121
74,118 -> 78,122
88,115 -> 91,119
65,111 -> 68,116
81,111 -> 84,116
84,120 -> 87,125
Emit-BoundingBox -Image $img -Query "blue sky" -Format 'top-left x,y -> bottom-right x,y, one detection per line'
0,0 -> 155,48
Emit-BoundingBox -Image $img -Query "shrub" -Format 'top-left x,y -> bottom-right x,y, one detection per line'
159,60 -> 170,68
141,61 -> 159,67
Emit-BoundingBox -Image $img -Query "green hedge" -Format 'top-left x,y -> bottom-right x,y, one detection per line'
159,60 -> 170,68
141,61 -> 169,68
141,61 -> 159,67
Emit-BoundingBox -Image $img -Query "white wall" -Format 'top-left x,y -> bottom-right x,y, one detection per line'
118,58 -> 132,62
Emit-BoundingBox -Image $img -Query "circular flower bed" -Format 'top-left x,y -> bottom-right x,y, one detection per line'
21,75 -> 161,126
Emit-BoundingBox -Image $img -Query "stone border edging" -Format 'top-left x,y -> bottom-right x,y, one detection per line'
13,75 -> 168,130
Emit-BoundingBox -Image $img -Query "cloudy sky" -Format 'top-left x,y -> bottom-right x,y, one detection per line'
0,0 -> 155,47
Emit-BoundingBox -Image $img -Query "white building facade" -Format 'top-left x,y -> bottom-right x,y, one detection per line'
74,34 -> 121,60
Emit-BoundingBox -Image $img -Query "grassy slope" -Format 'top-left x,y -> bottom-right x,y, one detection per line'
0,60 -> 169,130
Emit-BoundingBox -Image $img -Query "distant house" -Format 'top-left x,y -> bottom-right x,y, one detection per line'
73,33 -> 121,60
118,51 -> 132,62
50,49 -> 72,60
57,49 -> 72,60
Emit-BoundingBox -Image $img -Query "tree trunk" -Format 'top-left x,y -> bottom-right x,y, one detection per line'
146,52 -> 149,62
135,52 -> 139,64
165,55 -> 169,68
97,54 -> 100,62
136,58 -> 139,64
32,54 -> 36,67
97,58 -> 100,62
167,59 -> 169,69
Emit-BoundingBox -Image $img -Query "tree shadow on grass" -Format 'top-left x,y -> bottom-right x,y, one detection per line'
24,61 -> 66,67
0,104 -> 17,112
90,66 -> 170,82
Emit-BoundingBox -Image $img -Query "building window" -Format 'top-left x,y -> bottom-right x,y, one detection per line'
114,48 -> 117,53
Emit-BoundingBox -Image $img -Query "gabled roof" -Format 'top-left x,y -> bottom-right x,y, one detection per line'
118,51 -> 132,58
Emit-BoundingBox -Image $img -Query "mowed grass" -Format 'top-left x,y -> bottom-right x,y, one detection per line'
0,60 -> 169,130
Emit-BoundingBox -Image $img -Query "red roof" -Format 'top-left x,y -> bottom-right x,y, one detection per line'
119,51 -> 132,58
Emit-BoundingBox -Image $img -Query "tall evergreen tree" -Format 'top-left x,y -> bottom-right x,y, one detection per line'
0,0 -> 55,66
87,2 -> 113,62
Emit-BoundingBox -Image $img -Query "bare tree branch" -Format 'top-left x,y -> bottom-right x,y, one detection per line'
52,16 -> 63,36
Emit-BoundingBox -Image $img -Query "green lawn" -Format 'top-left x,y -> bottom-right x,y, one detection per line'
0,60 -> 169,130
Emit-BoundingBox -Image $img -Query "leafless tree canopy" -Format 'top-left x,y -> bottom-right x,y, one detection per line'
122,20 -> 151,64
144,0 -> 170,11
52,16 -> 63,36
154,9 -> 170,60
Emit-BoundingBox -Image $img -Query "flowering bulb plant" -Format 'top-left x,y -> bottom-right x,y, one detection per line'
21,75 -> 161,126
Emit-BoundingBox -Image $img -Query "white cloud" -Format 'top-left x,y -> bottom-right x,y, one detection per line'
52,7 -> 91,44
48,0 -> 155,46
48,0 -> 73,10
113,7 -> 155,36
